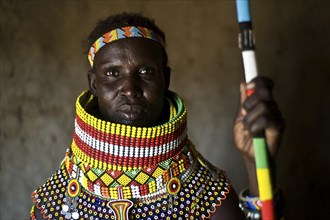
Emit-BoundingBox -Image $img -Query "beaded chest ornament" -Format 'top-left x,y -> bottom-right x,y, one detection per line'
31,91 -> 231,220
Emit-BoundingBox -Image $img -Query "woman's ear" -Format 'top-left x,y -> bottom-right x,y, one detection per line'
164,66 -> 171,90
87,69 -> 98,97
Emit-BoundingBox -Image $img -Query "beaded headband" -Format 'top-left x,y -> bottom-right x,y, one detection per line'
88,26 -> 165,67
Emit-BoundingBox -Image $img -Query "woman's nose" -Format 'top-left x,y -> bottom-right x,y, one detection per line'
119,75 -> 143,99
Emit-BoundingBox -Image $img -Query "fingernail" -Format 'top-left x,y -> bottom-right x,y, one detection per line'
241,108 -> 247,116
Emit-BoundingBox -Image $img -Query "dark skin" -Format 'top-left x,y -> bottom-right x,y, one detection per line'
34,38 -> 284,219
88,38 -> 171,127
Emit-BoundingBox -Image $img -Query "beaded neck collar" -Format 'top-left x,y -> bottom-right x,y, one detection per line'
71,91 -> 188,171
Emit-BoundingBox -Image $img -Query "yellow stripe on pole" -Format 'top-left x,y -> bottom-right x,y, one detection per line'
256,168 -> 273,201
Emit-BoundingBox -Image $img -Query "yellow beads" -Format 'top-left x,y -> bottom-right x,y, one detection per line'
76,91 -> 186,138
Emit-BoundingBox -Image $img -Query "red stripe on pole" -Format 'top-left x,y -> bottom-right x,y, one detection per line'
261,199 -> 275,220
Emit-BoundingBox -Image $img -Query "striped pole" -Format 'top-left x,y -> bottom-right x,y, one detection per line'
235,1 -> 275,219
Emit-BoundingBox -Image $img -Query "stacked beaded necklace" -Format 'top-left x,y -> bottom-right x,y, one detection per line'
31,91 -> 231,220
72,91 -> 188,171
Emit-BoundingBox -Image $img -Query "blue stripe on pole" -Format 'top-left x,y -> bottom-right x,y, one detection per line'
236,0 -> 251,23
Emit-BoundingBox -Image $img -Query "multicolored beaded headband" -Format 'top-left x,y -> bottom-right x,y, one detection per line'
88,26 -> 165,67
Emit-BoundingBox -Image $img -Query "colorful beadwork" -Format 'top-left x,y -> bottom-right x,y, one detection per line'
107,199 -> 133,220
107,187 -> 133,220
88,26 -> 165,67
32,161 -> 230,220
239,187 -> 285,220
66,145 -> 195,200
67,179 -> 81,198
72,91 -> 188,171
31,91 -> 231,220
166,177 -> 181,195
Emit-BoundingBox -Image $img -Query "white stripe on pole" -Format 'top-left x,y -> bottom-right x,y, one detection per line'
242,50 -> 258,82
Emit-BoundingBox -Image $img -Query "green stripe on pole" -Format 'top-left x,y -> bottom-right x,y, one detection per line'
253,137 -> 269,169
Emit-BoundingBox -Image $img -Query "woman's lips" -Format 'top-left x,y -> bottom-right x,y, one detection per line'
116,104 -> 145,120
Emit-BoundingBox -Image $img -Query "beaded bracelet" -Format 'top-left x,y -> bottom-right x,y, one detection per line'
239,187 -> 285,220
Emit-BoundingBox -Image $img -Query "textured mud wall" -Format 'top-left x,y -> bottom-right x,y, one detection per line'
1,1 -> 329,219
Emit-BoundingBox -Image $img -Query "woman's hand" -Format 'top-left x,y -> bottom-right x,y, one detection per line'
234,76 -> 285,160
233,76 -> 285,195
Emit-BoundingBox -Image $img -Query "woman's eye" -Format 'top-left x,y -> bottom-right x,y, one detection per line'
106,70 -> 119,77
139,68 -> 154,76
140,69 -> 147,75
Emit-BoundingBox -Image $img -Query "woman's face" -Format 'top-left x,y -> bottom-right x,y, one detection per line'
89,38 -> 170,127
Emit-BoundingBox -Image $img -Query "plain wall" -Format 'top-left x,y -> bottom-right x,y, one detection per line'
1,0 -> 329,219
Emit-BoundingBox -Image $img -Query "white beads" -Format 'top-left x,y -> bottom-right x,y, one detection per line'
62,204 -> 69,212
72,212 -> 79,219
